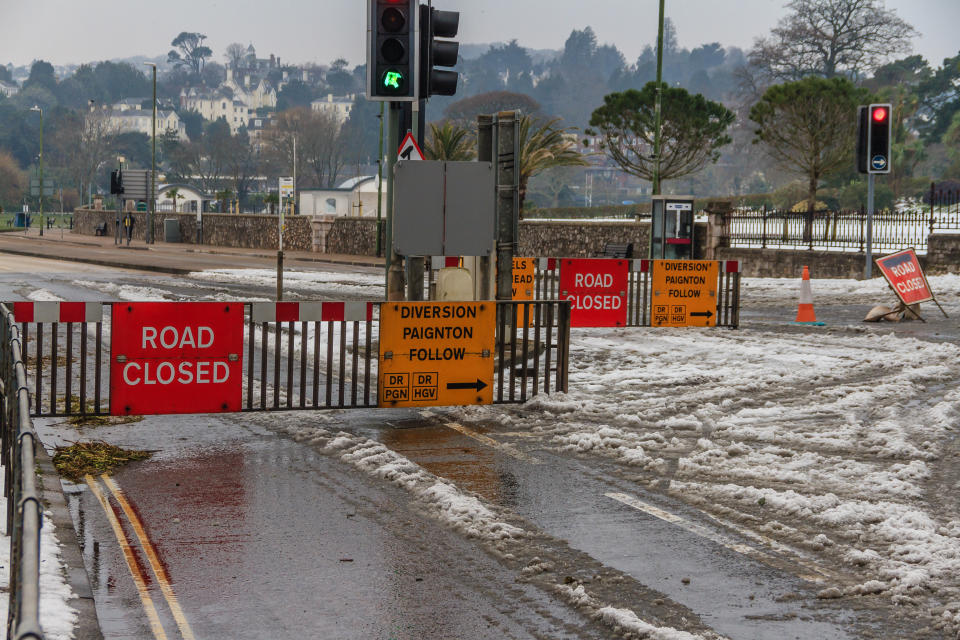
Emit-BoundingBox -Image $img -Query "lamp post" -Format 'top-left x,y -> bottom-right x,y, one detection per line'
29,105 -> 44,236
652,0 -> 665,196
143,62 -> 157,244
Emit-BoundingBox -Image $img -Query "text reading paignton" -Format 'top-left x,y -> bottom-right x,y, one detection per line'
651,261 -> 719,327
379,302 -> 495,408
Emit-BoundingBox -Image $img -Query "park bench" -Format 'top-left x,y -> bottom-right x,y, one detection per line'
601,242 -> 633,259
94,222 -> 108,236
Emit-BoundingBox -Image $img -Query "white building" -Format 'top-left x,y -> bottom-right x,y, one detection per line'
180,89 -> 253,134
157,183 -> 214,214
223,67 -> 277,111
94,101 -> 188,141
299,176 -> 385,217
310,94 -> 356,127
0,81 -> 19,97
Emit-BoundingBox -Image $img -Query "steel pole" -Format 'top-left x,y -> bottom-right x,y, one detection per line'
146,63 -> 157,244
652,0 -> 665,196
37,108 -> 44,237
386,103 -> 405,300
376,103 -> 384,257
866,173 -> 875,279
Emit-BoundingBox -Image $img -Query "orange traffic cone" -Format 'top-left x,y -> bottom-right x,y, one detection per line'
795,265 -> 825,325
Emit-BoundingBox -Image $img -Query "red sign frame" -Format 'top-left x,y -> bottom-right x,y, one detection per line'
559,258 -> 629,327
875,249 -> 933,306
110,303 -> 245,416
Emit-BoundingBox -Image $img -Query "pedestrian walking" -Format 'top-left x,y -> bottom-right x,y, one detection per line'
123,212 -> 134,246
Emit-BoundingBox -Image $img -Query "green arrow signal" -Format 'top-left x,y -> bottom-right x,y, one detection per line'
383,70 -> 404,90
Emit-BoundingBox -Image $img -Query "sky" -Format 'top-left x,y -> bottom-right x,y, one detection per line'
2,0 -> 959,71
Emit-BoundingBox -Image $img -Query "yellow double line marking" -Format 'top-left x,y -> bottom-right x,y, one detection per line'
86,474 -> 196,640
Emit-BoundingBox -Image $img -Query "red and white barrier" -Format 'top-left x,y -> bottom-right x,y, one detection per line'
12,302 -> 102,323
250,301 -> 375,323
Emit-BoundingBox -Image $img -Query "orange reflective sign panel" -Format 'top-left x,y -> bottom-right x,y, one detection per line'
379,302 -> 495,408
651,260 -> 719,327
512,257 -> 535,300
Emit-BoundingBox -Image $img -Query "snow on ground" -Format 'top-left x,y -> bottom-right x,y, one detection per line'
741,272 -> 960,306
457,316 -> 960,632
0,490 -> 78,640
187,268 -> 383,298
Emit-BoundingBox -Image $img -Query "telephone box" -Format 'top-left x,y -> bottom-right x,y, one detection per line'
650,195 -> 695,260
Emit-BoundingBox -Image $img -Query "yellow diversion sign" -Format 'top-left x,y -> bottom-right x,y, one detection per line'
651,260 -> 719,327
379,302 -> 495,408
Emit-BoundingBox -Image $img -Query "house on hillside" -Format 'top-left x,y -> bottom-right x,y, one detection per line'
310,94 -> 356,127
93,101 -> 188,141
0,81 -> 19,97
180,88 -> 253,134
299,176 -> 385,218
223,67 -> 277,111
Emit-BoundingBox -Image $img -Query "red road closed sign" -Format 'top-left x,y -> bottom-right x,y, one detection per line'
559,258 -> 629,327
875,249 -> 933,305
110,303 -> 244,416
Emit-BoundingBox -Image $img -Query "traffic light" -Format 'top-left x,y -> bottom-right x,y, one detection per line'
867,103 -> 891,174
419,4 -> 460,98
110,170 -> 123,195
367,0 -> 418,101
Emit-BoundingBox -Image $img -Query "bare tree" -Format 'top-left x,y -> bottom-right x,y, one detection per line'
50,108 -> 119,204
264,108 -> 347,189
749,0 -> 916,82
225,43 -> 247,70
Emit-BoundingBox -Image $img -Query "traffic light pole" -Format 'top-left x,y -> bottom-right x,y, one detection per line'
405,99 -> 425,301
385,103 -> 405,301
866,174 -> 875,280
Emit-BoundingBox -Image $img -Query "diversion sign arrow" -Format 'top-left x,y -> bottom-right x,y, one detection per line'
690,310 -> 713,319
446,379 -> 488,392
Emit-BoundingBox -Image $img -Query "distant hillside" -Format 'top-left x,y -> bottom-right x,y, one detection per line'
460,42 -> 559,65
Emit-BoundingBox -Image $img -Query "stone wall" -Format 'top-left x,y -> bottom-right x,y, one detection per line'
319,217 -> 385,256
926,234 -> 960,274
73,208 -> 313,251
715,247 -> 872,279
519,220 -> 651,258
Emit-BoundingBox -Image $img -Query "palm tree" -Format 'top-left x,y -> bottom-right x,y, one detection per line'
518,115 -> 590,214
423,121 -> 475,161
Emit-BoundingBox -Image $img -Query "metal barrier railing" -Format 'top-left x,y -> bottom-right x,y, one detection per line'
1,304 -> 46,640
9,301 -> 571,418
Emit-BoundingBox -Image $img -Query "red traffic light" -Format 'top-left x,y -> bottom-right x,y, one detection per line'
872,106 -> 888,123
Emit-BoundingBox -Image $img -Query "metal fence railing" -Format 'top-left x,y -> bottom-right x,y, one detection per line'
0,304 -> 45,640
8,301 -> 571,419
930,184 -> 960,230
726,208 -> 932,254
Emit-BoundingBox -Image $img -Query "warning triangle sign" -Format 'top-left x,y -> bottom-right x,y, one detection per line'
397,132 -> 425,161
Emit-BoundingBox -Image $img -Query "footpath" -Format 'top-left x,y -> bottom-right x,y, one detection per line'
0,228 -> 384,274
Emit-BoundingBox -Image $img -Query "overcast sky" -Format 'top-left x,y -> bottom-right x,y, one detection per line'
3,0 -> 959,71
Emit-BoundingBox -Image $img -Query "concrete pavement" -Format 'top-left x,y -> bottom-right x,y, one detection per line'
0,228 -> 384,275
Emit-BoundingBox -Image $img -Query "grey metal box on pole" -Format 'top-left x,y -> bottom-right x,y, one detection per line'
393,160 -> 494,257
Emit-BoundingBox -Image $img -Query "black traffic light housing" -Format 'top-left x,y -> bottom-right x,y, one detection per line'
110,170 -> 124,195
857,103 -> 892,174
367,0 -> 418,101
419,5 -> 460,98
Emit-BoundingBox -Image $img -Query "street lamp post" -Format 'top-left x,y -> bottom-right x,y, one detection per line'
144,62 -> 157,244
653,0 -> 665,196
30,105 -> 44,236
